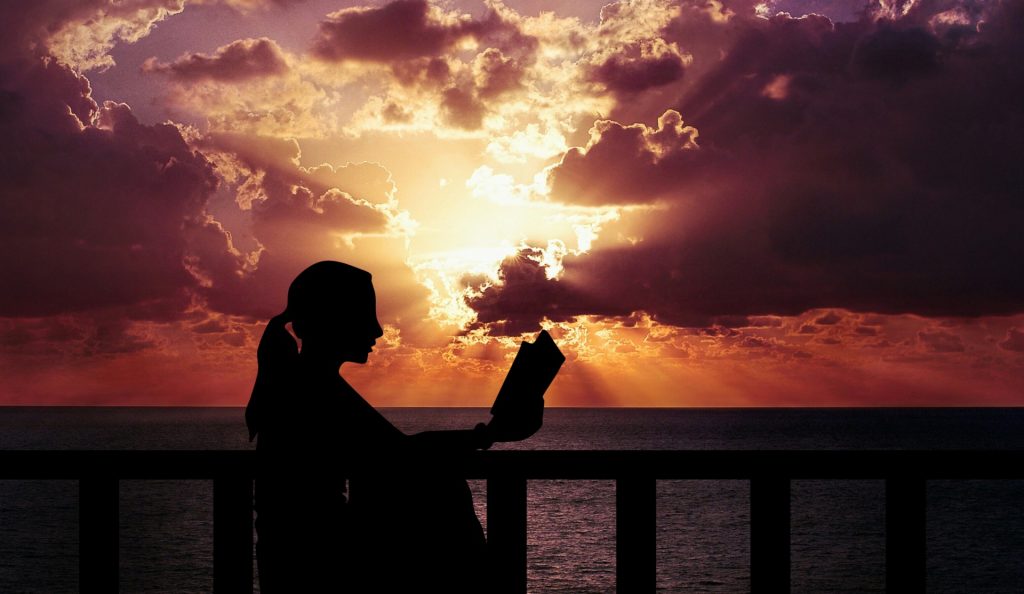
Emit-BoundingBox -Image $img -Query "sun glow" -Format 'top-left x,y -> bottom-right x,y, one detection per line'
3,0 -> 1021,409
412,243 -> 520,329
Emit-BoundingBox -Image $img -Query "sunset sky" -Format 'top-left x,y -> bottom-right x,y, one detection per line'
1,0 -> 1022,406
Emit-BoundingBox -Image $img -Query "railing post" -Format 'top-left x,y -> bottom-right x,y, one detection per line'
488,475 -> 527,594
80,476 -> 118,593
886,477 -> 925,594
214,477 -> 254,594
750,477 -> 789,593
616,477 -> 656,593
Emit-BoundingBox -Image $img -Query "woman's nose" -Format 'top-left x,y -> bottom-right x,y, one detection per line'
373,321 -> 384,339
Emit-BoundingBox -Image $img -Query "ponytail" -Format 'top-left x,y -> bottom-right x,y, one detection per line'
245,312 -> 298,441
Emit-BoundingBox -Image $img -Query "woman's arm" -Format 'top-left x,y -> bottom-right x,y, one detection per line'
337,379 -> 493,450
408,424 -> 495,451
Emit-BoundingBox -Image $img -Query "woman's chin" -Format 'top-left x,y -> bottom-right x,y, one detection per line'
349,351 -> 371,364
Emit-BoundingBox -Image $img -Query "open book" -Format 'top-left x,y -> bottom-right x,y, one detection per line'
489,330 -> 565,441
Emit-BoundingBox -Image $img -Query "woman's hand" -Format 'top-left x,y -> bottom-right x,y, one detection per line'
486,398 -> 544,442
473,423 -> 495,450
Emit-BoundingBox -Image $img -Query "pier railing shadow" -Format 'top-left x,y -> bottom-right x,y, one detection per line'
1,449 -> 1021,593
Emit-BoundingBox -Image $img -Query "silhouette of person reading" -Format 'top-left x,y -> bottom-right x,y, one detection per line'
245,261 -> 550,593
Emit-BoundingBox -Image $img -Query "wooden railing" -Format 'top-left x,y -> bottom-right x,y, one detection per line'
1,449 -> 1021,593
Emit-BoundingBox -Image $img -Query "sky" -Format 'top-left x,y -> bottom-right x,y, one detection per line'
0,0 -> 1022,407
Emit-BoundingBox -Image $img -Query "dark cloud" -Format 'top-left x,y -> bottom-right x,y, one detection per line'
698,326 -> 741,338
851,25 -> 941,81
588,39 -> 687,94
388,48 -> 525,130
311,0 -> 469,62
918,330 -> 965,353
192,319 -> 229,334
0,58 -> 217,318
740,336 -> 770,348
182,134 -> 437,346
999,328 -> 1024,352
0,40 -> 417,356
310,0 -> 535,64
474,48 -> 525,98
548,110 -> 701,205
381,101 -> 413,123
309,1 -> 536,132
440,86 -> 486,130
391,57 -> 452,88
82,317 -> 156,355
465,248 -> 576,336
771,0 -> 867,22
815,311 -> 842,325
470,1 -> 1024,332
187,136 -> 398,319
203,132 -> 399,207
142,38 -> 288,82
0,0 -> 182,67
0,307 -> 189,358
712,314 -> 755,328
747,316 -> 784,327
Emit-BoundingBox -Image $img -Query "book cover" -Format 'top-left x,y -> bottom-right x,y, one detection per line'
489,330 -> 565,439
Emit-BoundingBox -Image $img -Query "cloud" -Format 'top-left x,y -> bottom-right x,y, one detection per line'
183,133 -> 439,346
206,0 -> 309,13
465,247 -> 577,336
45,0 -> 186,71
440,86 -> 487,129
851,24 -> 941,81
0,35 -> 428,355
586,38 -> 690,94
311,0 -> 543,136
0,58 -> 217,318
473,48 -> 526,98
918,330 -> 965,353
595,0 -> 695,43
465,0 -> 1024,332
999,329 -> 1024,353
150,61 -> 335,137
815,311 -> 842,325
391,56 -> 453,88
0,0 -> 188,74
310,0 -> 529,63
142,37 -> 288,81
548,109 -> 700,205
371,45 -> 530,131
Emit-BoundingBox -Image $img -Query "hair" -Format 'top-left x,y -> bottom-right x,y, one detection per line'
245,260 -> 372,441
285,260 -> 372,339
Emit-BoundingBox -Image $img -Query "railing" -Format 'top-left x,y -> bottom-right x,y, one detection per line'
1,450 -> 1021,593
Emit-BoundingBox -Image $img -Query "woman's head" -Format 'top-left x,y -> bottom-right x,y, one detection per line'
286,261 -> 383,364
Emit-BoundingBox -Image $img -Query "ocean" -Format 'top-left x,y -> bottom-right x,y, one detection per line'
0,407 -> 1022,593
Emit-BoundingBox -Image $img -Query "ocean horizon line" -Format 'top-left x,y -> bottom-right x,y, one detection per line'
1,404 -> 1023,410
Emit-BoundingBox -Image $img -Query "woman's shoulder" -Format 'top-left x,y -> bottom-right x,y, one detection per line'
335,375 -> 407,439
327,373 -> 373,410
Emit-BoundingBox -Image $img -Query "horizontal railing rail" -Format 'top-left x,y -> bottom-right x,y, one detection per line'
1,449 -> 1021,594
3,449 -> 1024,479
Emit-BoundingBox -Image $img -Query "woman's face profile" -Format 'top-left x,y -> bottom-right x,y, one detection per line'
327,282 -> 384,364
289,263 -> 385,365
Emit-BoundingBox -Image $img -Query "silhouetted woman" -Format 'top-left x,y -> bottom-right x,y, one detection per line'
245,261 -> 499,593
